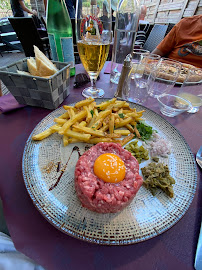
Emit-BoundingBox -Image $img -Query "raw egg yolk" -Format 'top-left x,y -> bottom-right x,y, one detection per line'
94,153 -> 126,183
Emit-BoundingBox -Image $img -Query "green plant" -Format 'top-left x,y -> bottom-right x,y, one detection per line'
0,0 -> 11,10
83,2 -> 90,7
0,0 -> 30,10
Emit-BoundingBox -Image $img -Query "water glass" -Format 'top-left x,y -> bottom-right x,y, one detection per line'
131,49 -> 149,79
128,55 -> 160,105
147,58 -> 182,98
177,68 -> 202,113
128,71 -> 149,104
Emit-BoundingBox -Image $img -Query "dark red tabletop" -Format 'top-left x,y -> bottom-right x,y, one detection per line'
0,62 -> 202,270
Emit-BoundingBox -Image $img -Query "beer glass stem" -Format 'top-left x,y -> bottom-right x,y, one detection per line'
82,76 -> 104,98
90,78 -> 98,94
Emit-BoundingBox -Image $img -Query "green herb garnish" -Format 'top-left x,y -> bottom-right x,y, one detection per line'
118,113 -> 124,119
90,110 -> 94,117
135,121 -> 153,141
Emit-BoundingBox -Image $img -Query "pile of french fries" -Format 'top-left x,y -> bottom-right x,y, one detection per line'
32,98 -> 145,147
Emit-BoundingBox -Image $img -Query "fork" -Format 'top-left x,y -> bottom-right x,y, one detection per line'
196,146 -> 202,169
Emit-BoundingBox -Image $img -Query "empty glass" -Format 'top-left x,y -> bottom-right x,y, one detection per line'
147,58 -> 182,98
128,54 -> 160,104
131,49 -> 149,79
157,94 -> 192,117
177,68 -> 202,113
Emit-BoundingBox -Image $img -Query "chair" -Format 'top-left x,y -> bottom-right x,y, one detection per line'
143,24 -> 169,52
165,23 -> 175,36
0,19 -> 23,53
8,17 -> 51,59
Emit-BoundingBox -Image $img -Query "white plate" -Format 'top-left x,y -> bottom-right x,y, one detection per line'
22,99 -> 197,245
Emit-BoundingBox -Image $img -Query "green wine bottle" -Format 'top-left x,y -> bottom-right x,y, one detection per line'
47,0 -> 75,76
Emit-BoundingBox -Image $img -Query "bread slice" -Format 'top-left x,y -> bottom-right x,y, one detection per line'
34,45 -> 58,77
27,57 -> 39,76
17,70 -> 31,76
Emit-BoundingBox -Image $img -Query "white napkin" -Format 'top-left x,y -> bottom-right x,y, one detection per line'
0,232 -> 45,270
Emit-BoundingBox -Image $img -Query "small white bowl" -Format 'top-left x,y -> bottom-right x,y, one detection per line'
157,94 -> 192,117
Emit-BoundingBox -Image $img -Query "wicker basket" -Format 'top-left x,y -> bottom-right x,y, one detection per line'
0,58 -> 70,110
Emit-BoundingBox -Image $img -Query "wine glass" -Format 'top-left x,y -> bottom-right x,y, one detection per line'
75,0 -> 112,98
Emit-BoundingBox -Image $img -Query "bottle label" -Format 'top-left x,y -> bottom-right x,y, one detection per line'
48,34 -> 75,68
61,37 -> 75,68
48,34 -> 59,61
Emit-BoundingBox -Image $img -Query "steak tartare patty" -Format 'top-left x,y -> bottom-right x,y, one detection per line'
74,142 -> 143,213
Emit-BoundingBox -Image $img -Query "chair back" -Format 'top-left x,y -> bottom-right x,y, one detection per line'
0,19 -> 23,52
8,17 -> 46,57
143,24 -> 169,52
165,23 -> 175,36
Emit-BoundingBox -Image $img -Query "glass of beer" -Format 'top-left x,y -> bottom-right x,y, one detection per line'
76,0 -> 112,98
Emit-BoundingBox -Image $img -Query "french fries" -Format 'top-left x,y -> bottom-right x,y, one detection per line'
32,97 -> 145,146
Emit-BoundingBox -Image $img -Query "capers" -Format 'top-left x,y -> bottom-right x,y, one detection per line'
141,162 -> 175,198
152,156 -> 159,162
124,140 -> 149,163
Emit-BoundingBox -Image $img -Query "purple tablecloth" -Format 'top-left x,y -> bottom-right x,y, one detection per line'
0,62 -> 202,270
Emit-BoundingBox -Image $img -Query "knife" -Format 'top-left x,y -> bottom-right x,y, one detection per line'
195,147 -> 202,269
195,223 -> 202,269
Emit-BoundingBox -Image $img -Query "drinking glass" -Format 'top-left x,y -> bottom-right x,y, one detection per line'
131,49 -> 149,80
128,54 -> 160,104
177,68 -> 202,113
128,67 -> 149,104
133,53 -> 161,85
76,0 -> 111,98
147,58 -> 182,98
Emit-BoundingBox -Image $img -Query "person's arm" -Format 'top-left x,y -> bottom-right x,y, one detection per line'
151,25 -> 178,57
19,0 -> 37,16
152,48 -> 165,57
43,0 -> 47,12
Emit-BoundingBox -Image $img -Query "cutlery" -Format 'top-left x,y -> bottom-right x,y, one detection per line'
196,146 -> 202,169
194,146 -> 202,269
195,225 -> 202,270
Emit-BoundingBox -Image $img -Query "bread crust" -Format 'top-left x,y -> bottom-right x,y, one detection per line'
144,61 -> 202,83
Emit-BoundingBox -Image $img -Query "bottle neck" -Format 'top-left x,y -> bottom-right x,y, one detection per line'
47,0 -> 72,33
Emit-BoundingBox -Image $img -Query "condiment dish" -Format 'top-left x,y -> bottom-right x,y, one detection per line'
157,94 -> 192,117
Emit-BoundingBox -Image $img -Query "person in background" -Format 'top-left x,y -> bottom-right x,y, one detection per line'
10,0 -> 37,17
43,0 -> 47,12
96,4 -> 100,17
152,14 -> 202,68
135,5 -> 150,47
65,0 -> 76,18
100,2 -> 109,29
139,5 -> 147,20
